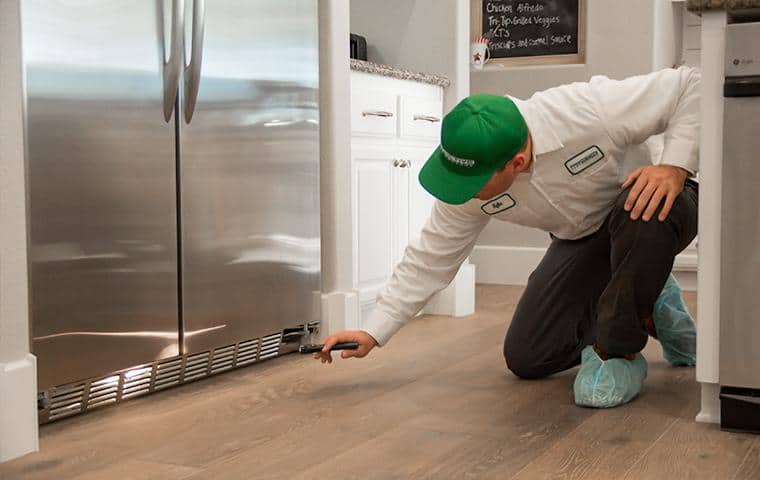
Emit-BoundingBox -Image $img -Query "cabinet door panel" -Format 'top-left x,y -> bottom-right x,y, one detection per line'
404,146 -> 438,243
352,145 -> 395,289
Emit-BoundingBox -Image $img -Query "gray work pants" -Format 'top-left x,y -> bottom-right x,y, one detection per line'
503,180 -> 698,379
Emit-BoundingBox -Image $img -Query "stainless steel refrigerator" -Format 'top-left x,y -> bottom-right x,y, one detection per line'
22,0 -> 320,421
719,19 -> 760,434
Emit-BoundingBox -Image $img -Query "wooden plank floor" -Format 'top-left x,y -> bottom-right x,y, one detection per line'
2,285 -> 758,480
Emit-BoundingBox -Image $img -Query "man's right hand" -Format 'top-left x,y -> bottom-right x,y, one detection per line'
314,330 -> 378,364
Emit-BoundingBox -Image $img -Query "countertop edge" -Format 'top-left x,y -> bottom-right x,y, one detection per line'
350,59 -> 451,88
686,0 -> 760,12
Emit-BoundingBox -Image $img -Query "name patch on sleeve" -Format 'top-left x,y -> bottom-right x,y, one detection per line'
564,145 -> 605,175
481,193 -> 516,215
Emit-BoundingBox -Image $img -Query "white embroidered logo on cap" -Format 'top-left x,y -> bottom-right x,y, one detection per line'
441,147 -> 476,168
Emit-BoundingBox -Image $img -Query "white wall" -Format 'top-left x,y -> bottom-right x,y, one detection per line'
350,0 -> 457,75
682,8 -> 702,67
0,0 -> 39,462
653,0 -> 683,71
350,0 -> 470,110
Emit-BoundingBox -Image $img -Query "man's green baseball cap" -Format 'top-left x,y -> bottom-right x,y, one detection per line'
419,94 -> 528,205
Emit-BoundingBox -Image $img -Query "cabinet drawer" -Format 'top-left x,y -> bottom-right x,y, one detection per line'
351,90 -> 398,137
400,97 -> 442,140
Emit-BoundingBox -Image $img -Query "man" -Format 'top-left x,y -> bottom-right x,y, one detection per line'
316,67 -> 700,408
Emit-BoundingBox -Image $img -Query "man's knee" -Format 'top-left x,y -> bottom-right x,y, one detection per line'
503,333 -> 548,379
611,187 -> 653,223
504,353 -> 546,379
609,187 -> 681,239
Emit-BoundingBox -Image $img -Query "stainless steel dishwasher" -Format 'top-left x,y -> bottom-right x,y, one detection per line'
720,19 -> 760,433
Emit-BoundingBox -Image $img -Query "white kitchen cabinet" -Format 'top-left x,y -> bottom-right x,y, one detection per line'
404,144 -> 437,243
351,142 -> 396,297
350,72 -> 443,321
399,96 -> 443,141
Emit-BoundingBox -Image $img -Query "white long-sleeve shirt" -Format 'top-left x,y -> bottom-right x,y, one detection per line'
363,66 -> 701,346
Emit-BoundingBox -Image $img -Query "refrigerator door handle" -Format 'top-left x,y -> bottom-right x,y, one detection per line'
163,0 -> 184,122
183,0 -> 205,124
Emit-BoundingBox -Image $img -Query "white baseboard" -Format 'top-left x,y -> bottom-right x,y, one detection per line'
0,354 -> 38,462
674,251 -> 698,272
424,263 -> 476,317
673,251 -> 698,291
471,245 -> 699,292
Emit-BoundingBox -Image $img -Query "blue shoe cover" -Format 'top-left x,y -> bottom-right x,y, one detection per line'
574,346 -> 647,408
653,274 -> 697,366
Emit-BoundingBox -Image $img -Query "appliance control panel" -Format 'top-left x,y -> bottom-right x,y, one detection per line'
726,22 -> 760,77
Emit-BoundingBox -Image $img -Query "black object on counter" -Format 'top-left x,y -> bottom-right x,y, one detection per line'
299,342 -> 360,354
350,34 -> 367,60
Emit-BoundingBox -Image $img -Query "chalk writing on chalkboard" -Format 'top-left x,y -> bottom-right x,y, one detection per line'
481,0 -> 580,59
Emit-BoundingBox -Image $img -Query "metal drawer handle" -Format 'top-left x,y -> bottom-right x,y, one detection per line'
394,159 -> 410,168
413,114 -> 441,123
362,110 -> 394,118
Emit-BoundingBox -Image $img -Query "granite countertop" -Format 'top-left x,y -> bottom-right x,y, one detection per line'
350,59 -> 451,88
687,0 -> 760,11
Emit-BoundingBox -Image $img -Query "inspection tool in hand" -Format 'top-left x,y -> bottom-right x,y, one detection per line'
298,342 -> 360,354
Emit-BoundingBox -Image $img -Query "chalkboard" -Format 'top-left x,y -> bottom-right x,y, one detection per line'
479,0 -> 582,60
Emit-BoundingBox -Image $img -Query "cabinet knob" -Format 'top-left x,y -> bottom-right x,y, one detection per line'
393,159 -> 400,167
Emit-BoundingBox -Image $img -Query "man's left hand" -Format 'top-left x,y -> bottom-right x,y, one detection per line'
622,165 -> 689,222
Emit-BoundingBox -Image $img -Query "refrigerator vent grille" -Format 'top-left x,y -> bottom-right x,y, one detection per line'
184,351 -> 211,382
122,367 -> 153,400
87,376 -> 119,410
211,345 -> 235,374
236,338 -> 259,366
48,383 -> 86,421
259,333 -> 282,360
155,358 -> 182,391
39,328 -> 291,424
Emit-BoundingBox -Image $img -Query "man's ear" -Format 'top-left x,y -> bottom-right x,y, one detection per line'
511,152 -> 529,173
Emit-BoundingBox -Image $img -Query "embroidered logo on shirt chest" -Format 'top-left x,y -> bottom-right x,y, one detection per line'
564,145 -> 605,175
481,193 -> 516,215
